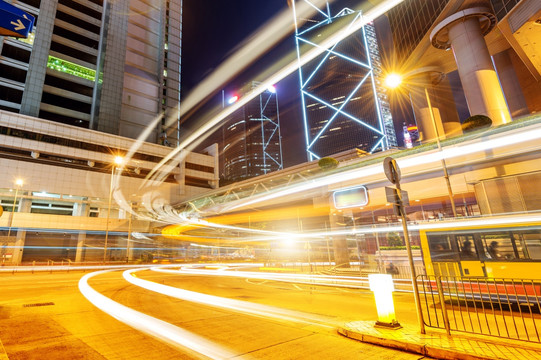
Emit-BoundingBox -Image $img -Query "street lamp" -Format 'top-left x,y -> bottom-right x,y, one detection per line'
104,156 -> 123,263
385,72 -> 457,217
2,179 -> 23,264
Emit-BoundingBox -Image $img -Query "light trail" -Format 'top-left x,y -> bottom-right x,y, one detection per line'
220,120 -> 541,212
153,266 -> 372,290
163,211 -> 541,247
78,270 -> 237,360
143,0 -> 405,187
124,268 -> 334,328
99,0 -> 406,224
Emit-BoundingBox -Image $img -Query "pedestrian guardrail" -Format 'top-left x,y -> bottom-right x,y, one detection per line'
418,275 -> 541,343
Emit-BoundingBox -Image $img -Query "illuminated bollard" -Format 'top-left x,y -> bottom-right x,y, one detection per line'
368,274 -> 401,329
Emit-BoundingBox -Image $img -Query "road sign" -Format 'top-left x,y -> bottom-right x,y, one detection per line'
333,185 -> 368,209
383,157 -> 400,184
385,187 -> 409,216
0,0 -> 35,38
0,205 -> 3,217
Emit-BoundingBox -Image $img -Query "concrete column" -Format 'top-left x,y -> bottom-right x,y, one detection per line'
431,7 -> 511,126
20,0 -> 58,116
434,76 -> 462,137
329,212 -> 350,268
11,197 -> 31,265
73,202 -> 90,263
492,49 -> 529,118
126,202 -> 134,261
410,81 -> 445,143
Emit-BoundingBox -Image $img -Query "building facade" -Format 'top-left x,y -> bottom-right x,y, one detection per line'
292,0 -> 397,161
222,82 -> 283,183
0,0 -> 182,145
0,110 -> 218,265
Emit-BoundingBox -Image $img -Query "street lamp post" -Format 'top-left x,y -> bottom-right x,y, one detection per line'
424,87 -> 458,217
104,156 -> 123,263
385,72 -> 457,217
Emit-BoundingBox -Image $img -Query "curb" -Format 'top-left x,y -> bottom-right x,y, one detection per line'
338,326 -> 504,360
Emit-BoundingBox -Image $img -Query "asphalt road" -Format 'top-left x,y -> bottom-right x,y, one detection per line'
0,267 -> 432,359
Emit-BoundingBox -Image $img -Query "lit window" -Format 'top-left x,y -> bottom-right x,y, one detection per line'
47,56 -> 96,81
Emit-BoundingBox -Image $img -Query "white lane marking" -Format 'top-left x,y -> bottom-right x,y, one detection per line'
78,269 -> 236,360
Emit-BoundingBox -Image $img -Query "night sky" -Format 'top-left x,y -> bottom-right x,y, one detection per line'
180,1 -> 409,168
181,0 -> 307,167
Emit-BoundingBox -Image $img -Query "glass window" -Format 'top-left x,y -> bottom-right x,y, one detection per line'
427,234 -> 456,261
457,235 -> 478,260
522,231 -> 541,260
480,232 -> 522,260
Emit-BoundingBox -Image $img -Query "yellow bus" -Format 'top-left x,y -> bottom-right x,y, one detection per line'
420,213 -> 541,280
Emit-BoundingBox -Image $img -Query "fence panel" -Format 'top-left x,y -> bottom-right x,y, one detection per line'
418,275 -> 541,343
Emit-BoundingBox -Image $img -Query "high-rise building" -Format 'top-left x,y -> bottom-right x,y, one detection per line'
292,0 -> 397,161
384,0 -> 541,141
222,82 -> 283,183
0,0 -> 182,144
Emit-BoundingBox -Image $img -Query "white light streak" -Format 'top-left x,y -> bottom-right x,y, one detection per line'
124,268 -> 333,327
78,270 -> 236,359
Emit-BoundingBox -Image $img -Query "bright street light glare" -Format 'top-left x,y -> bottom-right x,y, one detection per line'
15,179 -> 23,186
114,156 -> 124,165
267,85 -> 276,93
384,73 -> 402,89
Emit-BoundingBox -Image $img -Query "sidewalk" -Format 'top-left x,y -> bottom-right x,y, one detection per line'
339,320 -> 541,360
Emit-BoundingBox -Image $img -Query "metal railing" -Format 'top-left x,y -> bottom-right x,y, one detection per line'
419,275 -> 541,343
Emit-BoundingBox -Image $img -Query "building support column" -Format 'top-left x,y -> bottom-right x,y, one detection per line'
73,201 -> 89,263
409,72 -> 446,143
329,212 -> 350,268
431,7 -> 511,126
492,49 -> 529,118
11,197 -> 31,265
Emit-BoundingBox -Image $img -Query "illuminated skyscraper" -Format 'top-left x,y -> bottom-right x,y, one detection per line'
292,1 -> 397,161
222,82 -> 283,183
0,0 -> 182,145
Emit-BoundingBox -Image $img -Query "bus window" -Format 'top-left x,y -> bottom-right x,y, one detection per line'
481,232 -> 523,260
427,234 -> 456,261
457,235 -> 478,260
523,231 -> 541,259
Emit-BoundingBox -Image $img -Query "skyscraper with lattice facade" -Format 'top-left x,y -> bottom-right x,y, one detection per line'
222,82 -> 283,183
292,0 -> 396,161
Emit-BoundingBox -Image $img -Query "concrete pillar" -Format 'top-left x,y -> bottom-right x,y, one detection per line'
410,80 -> 445,143
492,49 -> 529,118
12,230 -> 26,265
329,212 -> 350,268
11,197 -> 31,265
73,202 -> 90,263
20,0 -> 58,116
126,202 -> 134,261
434,75 -> 462,137
408,68 -> 462,142
431,7 -> 511,126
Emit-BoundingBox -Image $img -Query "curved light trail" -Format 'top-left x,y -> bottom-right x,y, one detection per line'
78,270 -> 237,360
123,268 -> 334,328
103,0 -> 406,224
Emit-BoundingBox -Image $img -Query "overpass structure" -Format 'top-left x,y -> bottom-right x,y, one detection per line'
165,114 -> 541,265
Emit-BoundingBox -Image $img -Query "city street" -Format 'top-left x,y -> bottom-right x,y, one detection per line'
0,268 -> 430,359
